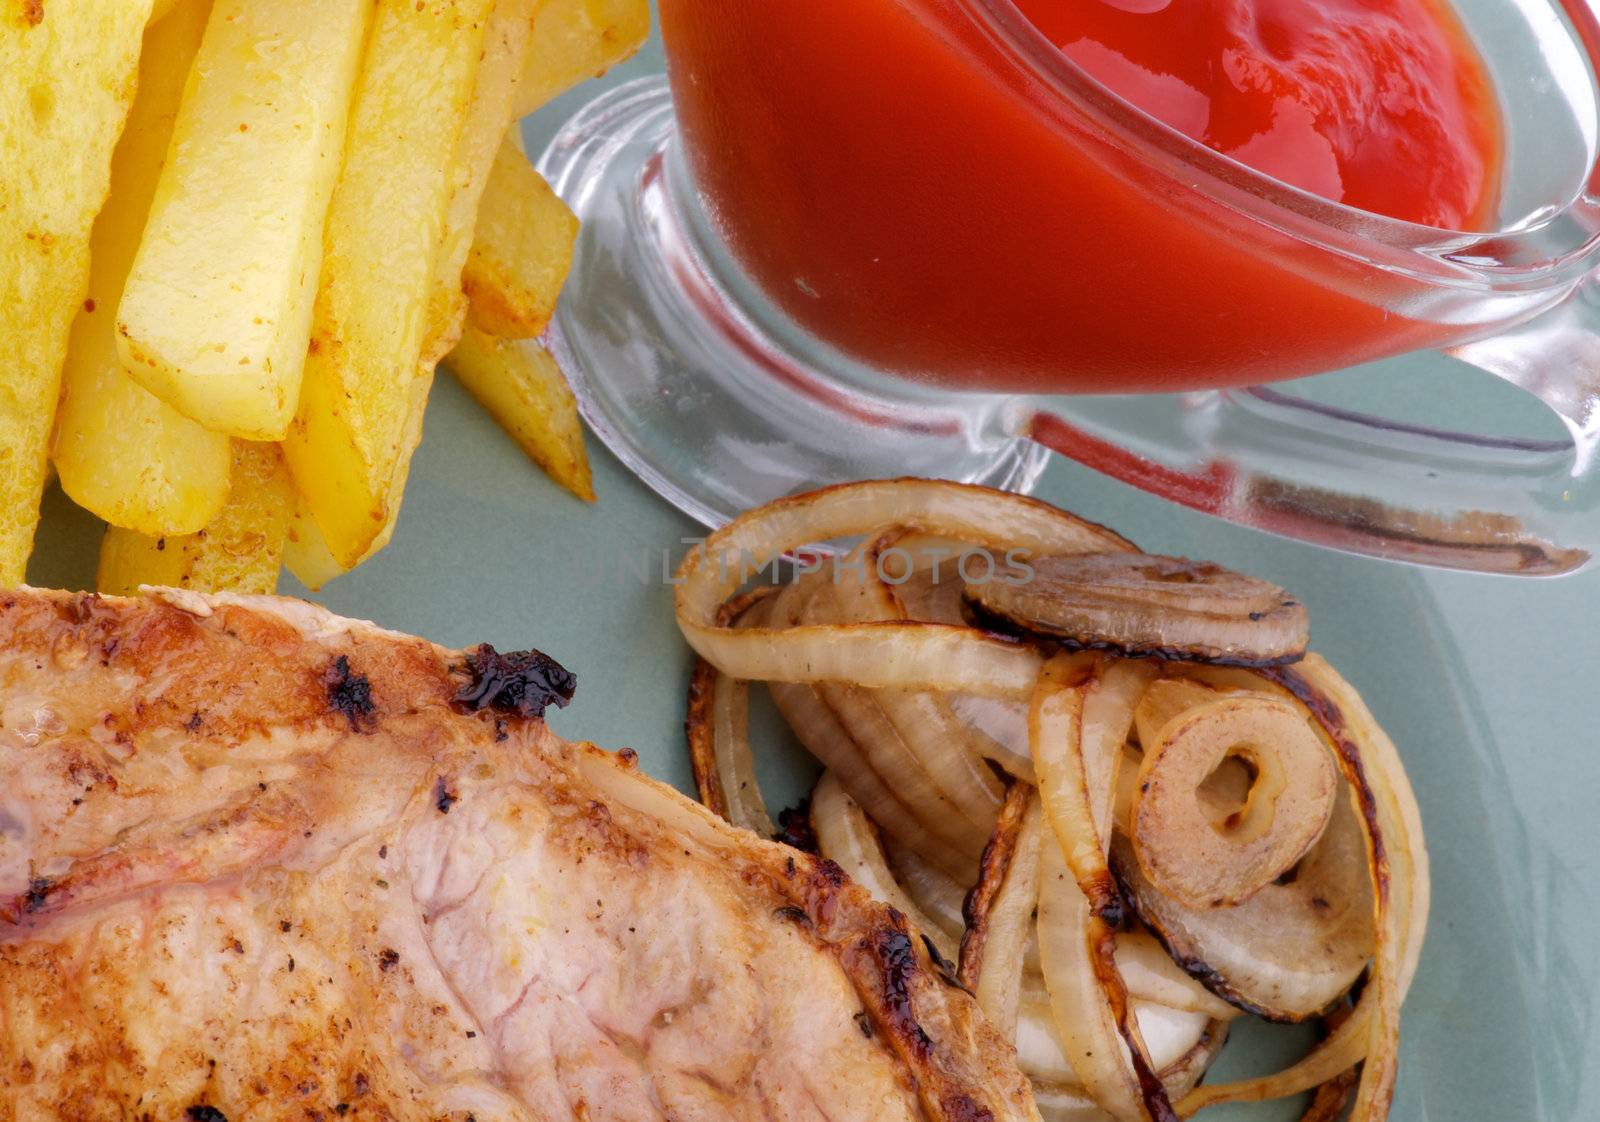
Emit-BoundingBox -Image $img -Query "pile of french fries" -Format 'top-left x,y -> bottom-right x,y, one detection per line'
2,0 -> 645,595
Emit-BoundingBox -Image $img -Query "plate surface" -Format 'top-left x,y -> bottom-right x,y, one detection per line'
26,36 -> 1600,1122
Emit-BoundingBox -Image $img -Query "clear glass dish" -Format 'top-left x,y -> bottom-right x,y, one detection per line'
538,0 -> 1600,574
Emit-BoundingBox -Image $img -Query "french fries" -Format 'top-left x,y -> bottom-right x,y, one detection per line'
53,0 -> 231,538
463,138 -> 580,340
0,0 -> 152,585
98,441 -> 295,596
447,324 -> 595,501
513,0 -> 650,116
6,0 -> 627,591
116,0 -> 371,440
281,0 -> 496,569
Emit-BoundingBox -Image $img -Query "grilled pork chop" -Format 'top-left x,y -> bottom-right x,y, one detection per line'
0,588 -> 1035,1122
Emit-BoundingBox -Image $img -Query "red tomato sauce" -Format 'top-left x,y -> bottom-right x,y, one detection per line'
1014,0 -> 1501,228
659,0 -> 1505,393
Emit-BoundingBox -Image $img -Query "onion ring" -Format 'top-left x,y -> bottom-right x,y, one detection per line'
1032,657 -> 1177,1122
675,479 -> 1132,697
884,839 -> 971,945
685,589 -> 780,836
768,678 -> 978,883
1130,695 -> 1338,909
842,533 -> 1008,829
1038,843 -> 1175,1122
1032,1017 -> 1227,1120
811,769 -> 960,966
793,559 -> 996,854
1016,997 -> 1222,1086
948,691 -> 1035,780
959,783 -> 1036,996
1174,656 -> 1428,1120
1109,931 -> 1239,1022
1115,784 -> 1373,1022
967,552 -> 1308,667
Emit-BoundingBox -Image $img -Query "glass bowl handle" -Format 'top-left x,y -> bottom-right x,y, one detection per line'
1024,283 -> 1600,577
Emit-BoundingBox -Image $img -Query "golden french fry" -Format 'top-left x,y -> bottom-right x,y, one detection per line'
149,0 -> 183,23
53,0 -> 231,538
116,0 -> 371,440
281,0 -> 496,570
98,441 -> 295,596
283,327 -> 434,590
423,0 -> 540,365
447,324 -> 594,502
0,0 -> 151,586
512,0 -> 649,116
463,138 -> 579,340
281,491 -> 347,592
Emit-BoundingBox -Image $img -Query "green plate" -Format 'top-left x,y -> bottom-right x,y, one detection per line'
28,37 -> 1600,1122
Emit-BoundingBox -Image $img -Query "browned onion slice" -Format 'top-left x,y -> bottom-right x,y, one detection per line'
1173,656 -> 1428,1120
1038,844 -> 1167,1122
767,570 -> 983,880
1298,1006 -> 1361,1122
1109,932 -> 1239,1022
769,678 -> 979,883
1031,657 -> 1176,1122
884,839 -> 971,944
965,789 -> 1237,1030
961,786 -> 1044,1037
685,657 -> 730,822
1115,784 -> 1374,1023
1032,1017 -> 1228,1121
821,681 -> 994,853
1130,695 -> 1338,910
674,479 -> 1132,697
1301,1068 -> 1361,1122
1127,678 -> 1292,836
966,800 -> 1043,1037
811,770 -> 960,965
684,588 -> 782,837
948,691 -> 1035,779
803,558 -> 1003,843
967,552 -> 1309,667
684,591 -> 780,837
1017,998 -> 1223,1087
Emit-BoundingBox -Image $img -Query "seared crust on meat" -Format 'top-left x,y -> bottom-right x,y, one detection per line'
0,588 -> 1036,1122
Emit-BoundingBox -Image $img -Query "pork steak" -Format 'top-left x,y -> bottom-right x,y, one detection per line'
0,588 -> 1035,1122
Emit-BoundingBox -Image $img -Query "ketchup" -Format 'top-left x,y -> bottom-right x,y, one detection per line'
1014,0 -> 1501,228
659,0 -> 1506,393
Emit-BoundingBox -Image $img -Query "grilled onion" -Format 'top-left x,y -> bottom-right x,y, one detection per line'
685,660 -> 774,836
1130,694 -> 1338,910
674,479 -> 1131,697
1015,996 -> 1220,1086
963,789 -> 1046,1036
685,589 -> 780,836
811,769 -> 960,965
1115,783 -> 1374,1022
674,480 -> 1425,1122
1034,1016 -> 1228,1121
967,552 -> 1309,666
1031,658 -> 1175,1121
1175,656 -> 1429,1119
